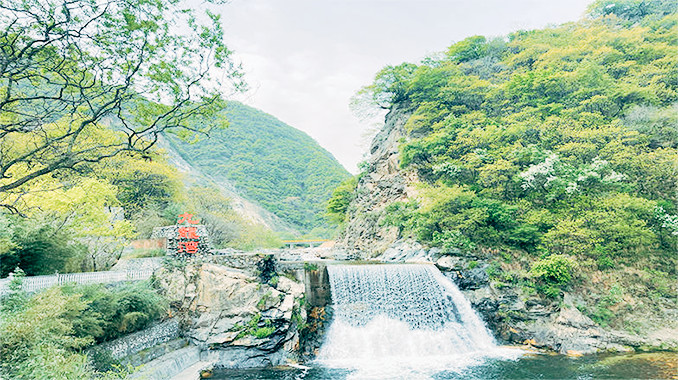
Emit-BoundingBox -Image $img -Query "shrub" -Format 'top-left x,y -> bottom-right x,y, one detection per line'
62,281 -> 168,343
0,288 -> 92,379
529,254 -> 577,286
432,230 -> 476,253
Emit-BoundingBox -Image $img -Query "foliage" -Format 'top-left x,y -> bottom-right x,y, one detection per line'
0,0 -> 244,202
350,0 -> 678,299
0,216 -> 88,277
529,254 -> 577,285
0,287 -> 93,379
232,313 -> 275,340
0,278 -> 166,379
358,0 -> 677,261
165,101 -> 350,234
61,281 -> 169,343
92,152 -> 184,219
326,176 -> 358,224
0,174 -> 136,275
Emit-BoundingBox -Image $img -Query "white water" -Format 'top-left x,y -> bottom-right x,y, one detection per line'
316,264 -> 520,378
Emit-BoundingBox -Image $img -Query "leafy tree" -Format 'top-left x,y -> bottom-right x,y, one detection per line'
0,0 -> 245,210
327,176 -> 358,224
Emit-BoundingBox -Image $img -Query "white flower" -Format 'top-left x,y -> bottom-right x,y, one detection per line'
565,182 -> 579,194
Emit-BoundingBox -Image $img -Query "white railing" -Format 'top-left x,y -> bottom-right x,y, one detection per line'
0,269 -> 156,296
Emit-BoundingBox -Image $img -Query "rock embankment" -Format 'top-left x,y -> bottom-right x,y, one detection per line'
155,262 -> 306,368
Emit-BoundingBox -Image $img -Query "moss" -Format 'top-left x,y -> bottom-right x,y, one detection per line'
303,262 -> 319,271
257,291 -> 272,310
252,326 -> 275,339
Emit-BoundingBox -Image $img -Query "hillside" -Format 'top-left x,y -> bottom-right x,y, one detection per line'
335,0 -> 677,342
165,101 -> 350,235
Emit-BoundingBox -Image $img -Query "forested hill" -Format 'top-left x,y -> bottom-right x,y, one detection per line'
334,0 -> 677,329
165,101 -> 350,235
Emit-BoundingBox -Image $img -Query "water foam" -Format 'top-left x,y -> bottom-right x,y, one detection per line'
316,264 -> 521,378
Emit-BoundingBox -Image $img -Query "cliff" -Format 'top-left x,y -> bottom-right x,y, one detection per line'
340,104 -> 420,256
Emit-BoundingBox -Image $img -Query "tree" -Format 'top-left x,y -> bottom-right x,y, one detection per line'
0,0 -> 245,211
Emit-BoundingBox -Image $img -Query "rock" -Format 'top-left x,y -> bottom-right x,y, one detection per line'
276,277 -> 304,299
338,105 -> 418,257
377,239 -> 438,263
457,264 -> 490,290
555,307 -> 596,329
157,263 -> 307,368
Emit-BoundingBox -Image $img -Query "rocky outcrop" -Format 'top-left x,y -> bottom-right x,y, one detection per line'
374,240 -> 678,354
340,105 -> 420,257
155,263 -> 306,368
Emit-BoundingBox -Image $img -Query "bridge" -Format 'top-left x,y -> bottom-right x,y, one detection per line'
281,239 -> 331,248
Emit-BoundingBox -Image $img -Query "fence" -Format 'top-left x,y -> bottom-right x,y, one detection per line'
0,268 -> 156,296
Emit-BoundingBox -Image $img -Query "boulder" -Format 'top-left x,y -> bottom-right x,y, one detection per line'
157,263 -> 306,368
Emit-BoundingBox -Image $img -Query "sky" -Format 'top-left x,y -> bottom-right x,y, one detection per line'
213,0 -> 593,173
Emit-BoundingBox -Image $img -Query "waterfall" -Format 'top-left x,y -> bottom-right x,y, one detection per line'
316,264 -> 517,376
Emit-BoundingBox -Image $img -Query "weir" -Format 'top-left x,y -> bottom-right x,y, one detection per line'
317,264 -> 505,372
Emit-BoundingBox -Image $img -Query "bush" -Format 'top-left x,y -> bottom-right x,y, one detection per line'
432,230 -> 476,253
0,220 -> 87,277
0,288 -> 93,379
529,254 -> 577,286
62,281 -> 168,343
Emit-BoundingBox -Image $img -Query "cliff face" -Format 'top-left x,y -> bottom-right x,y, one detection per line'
340,105 -> 419,257
156,262 -> 306,368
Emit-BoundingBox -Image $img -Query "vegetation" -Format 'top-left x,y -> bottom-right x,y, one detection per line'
166,101 -> 350,235
327,176 -> 359,225
351,0 -> 677,327
0,275 -> 167,379
0,0 -> 244,206
231,313 -> 275,340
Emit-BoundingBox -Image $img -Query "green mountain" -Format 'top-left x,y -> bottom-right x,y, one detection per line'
337,0 -> 677,329
165,101 -> 350,235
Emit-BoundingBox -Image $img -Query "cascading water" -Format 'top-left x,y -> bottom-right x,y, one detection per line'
316,264 -> 519,377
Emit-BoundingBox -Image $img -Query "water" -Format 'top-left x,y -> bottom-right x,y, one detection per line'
315,264 -> 517,374
210,264 -> 678,379
212,352 -> 678,379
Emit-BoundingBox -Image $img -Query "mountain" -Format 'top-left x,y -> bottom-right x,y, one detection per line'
164,101 -> 350,235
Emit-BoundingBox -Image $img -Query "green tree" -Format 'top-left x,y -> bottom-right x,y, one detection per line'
0,0 -> 245,209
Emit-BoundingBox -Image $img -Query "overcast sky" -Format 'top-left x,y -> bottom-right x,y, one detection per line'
214,0 -> 593,173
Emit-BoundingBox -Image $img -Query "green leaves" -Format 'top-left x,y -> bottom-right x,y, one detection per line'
0,0 -> 245,196
529,254 -> 577,293
353,1 -> 678,283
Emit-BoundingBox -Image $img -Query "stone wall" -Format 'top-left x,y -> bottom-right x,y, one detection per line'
90,319 -> 180,360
